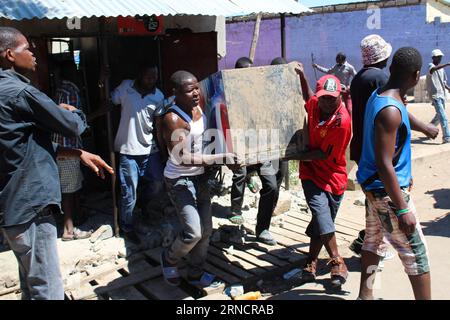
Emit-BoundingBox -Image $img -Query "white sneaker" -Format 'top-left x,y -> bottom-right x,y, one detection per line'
381,250 -> 395,261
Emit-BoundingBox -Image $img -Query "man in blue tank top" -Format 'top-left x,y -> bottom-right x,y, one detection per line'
357,48 -> 431,300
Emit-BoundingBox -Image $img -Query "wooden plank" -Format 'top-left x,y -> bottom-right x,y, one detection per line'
122,259 -> 155,274
202,261 -> 241,285
285,213 -> 359,238
96,266 -> 162,297
266,224 -> 312,244
279,217 -> 348,245
242,240 -> 306,262
108,286 -> 148,300
70,270 -> 124,300
0,292 -> 20,300
65,253 -> 145,291
139,277 -> 192,300
262,231 -> 310,254
242,247 -> 289,267
288,211 -> 364,231
208,246 -> 266,276
213,242 -> 277,271
70,263 -> 163,300
69,284 -> 98,300
206,253 -> 253,279
0,285 -> 20,297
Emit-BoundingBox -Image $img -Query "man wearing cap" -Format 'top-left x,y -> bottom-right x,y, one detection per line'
426,49 -> 450,144
285,65 -> 351,288
349,35 -> 439,257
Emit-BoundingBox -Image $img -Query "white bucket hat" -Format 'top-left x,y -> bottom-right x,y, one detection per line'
432,49 -> 444,57
360,34 -> 393,66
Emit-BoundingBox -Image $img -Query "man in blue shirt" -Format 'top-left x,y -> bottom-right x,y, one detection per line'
0,27 -> 113,299
357,47 -> 431,300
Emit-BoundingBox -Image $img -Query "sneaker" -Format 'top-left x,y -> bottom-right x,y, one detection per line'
246,176 -> 260,193
443,138 -> 450,144
381,250 -> 395,261
228,213 -> 245,225
302,260 -> 317,282
328,256 -> 348,287
256,230 -> 277,246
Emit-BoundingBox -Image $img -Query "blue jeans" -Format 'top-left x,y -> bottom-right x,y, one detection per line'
431,98 -> 450,140
1,210 -> 64,300
164,174 -> 212,279
119,153 -> 164,231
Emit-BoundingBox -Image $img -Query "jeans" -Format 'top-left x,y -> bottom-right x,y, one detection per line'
230,161 -> 280,235
1,209 -> 64,300
119,153 -> 164,231
431,98 -> 450,140
164,174 -> 212,278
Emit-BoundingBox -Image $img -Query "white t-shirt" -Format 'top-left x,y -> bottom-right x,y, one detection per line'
426,63 -> 448,100
111,80 -> 164,155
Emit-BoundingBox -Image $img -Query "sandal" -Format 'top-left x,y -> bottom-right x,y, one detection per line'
246,176 -> 260,194
62,228 -> 92,241
160,251 -> 181,286
188,272 -> 223,288
228,214 -> 245,225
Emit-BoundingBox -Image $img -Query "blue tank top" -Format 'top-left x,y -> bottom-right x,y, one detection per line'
356,89 -> 411,190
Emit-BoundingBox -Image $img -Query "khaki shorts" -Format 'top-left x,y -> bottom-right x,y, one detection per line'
362,189 -> 430,276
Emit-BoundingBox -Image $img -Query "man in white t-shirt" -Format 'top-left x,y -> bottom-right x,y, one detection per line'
111,64 -> 165,242
426,49 -> 450,143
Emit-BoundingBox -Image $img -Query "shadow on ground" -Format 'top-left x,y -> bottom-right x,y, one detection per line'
425,188 -> 450,210
421,212 -> 450,238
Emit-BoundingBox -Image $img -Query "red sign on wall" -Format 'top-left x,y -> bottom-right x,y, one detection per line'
117,16 -> 164,36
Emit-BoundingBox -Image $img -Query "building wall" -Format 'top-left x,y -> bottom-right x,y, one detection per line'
427,0 -> 450,23
218,18 -> 281,69
220,1 -> 450,84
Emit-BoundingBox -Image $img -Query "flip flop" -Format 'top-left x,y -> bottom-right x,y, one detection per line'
188,272 -> 223,288
61,228 -> 92,241
160,251 -> 181,286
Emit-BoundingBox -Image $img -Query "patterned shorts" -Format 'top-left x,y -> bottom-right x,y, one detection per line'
362,189 -> 430,276
57,157 -> 83,194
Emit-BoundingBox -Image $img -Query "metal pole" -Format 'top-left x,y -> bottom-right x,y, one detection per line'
281,13 -> 290,191
99,19 -> 120,237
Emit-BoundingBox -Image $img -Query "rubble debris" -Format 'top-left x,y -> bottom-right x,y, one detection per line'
90,225 -> 113,243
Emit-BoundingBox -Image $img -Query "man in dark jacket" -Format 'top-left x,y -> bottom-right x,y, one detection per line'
0,27 -> 113,299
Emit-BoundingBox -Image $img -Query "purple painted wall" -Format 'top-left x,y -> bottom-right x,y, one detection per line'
218,18 -> 281,69
220,3 -> 450,83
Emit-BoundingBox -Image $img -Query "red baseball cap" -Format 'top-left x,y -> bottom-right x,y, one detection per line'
316,75 -> 342,98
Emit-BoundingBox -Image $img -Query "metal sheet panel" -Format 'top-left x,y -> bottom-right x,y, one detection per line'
0,0 -> 311,20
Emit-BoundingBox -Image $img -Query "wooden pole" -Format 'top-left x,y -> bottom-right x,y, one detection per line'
280,13 -> 290,191
249,13 -> 262,62
99,19 -> 119,237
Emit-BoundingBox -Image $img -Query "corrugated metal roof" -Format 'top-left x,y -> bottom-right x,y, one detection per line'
0,0 -> 311,21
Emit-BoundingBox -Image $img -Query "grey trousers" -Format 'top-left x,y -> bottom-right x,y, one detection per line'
164,174 -> 212,278
1,211 -> 64,300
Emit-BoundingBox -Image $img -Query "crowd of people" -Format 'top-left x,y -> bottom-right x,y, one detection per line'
1,26 -> 448,300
